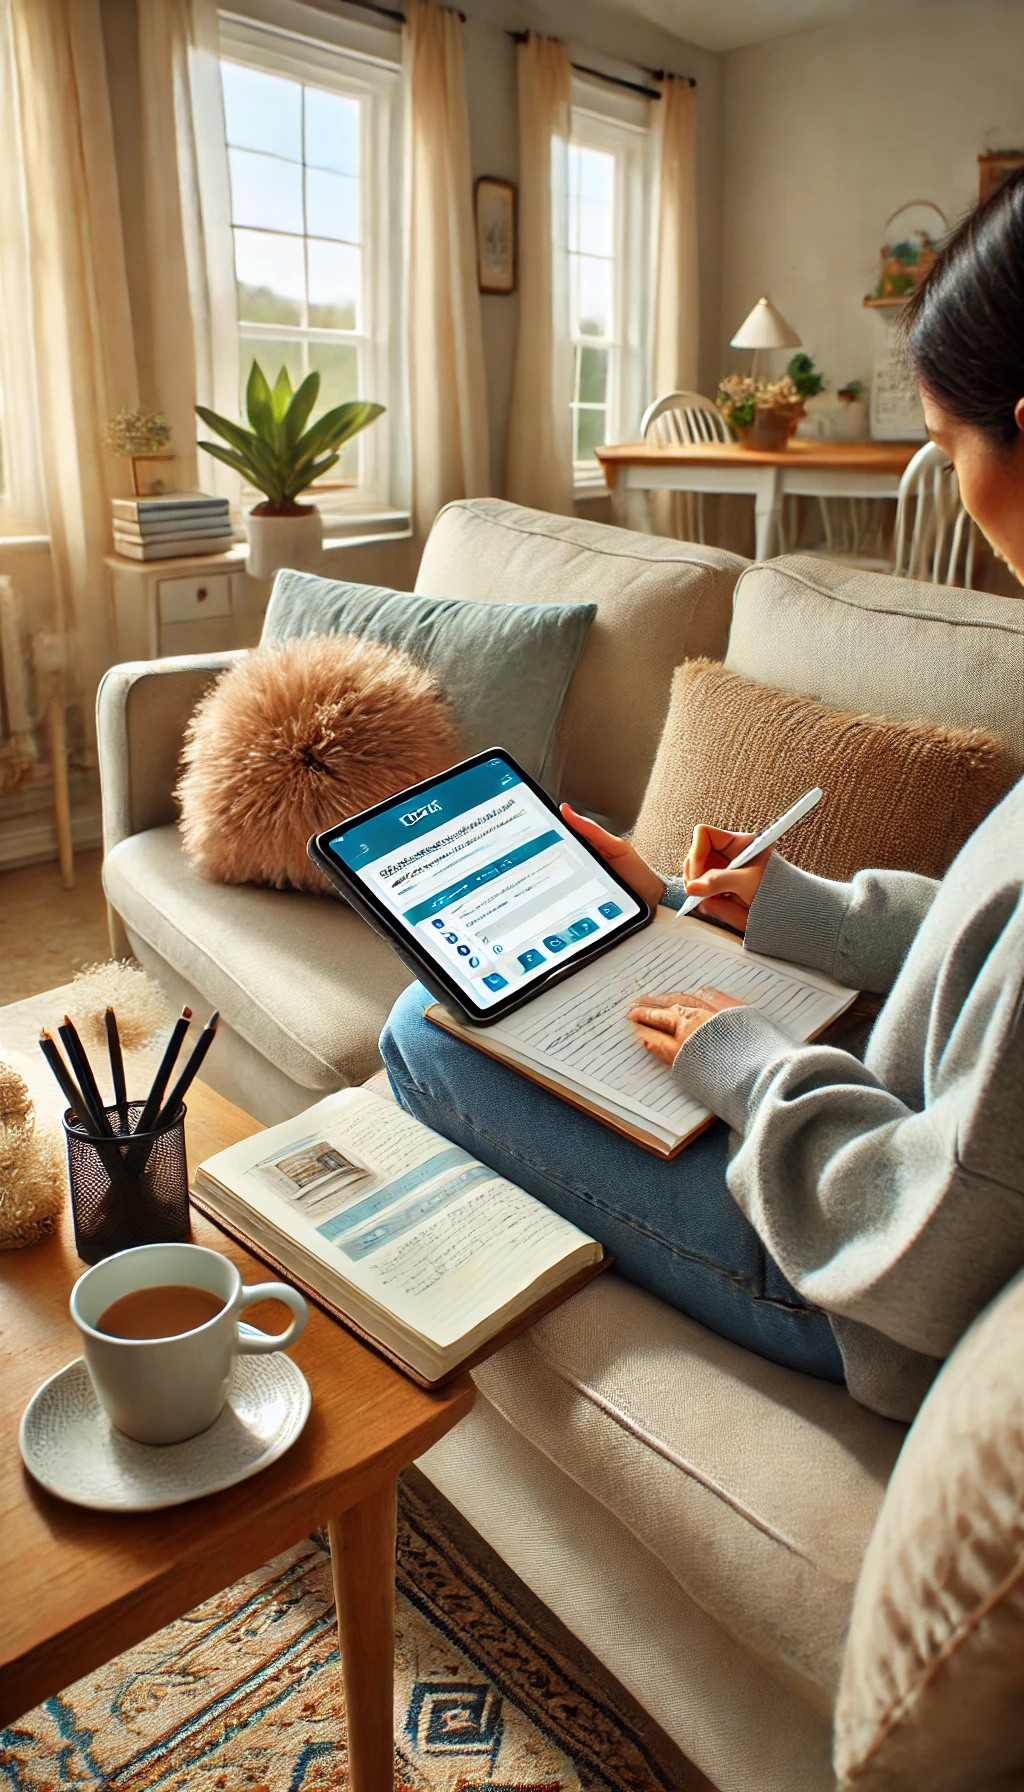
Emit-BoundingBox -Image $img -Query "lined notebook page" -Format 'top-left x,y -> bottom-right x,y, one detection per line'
478,915 -> 854,1143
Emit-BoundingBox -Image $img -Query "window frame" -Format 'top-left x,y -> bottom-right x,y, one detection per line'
218,9 -> 405,523
567,77 -> 654,493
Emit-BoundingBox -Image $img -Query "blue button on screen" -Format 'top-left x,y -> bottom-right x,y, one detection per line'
543,933 -> 569,952
518,948 -> 546,971
598,901 -> 622,920
568,916 -> 598,939
484,972 -> 508,991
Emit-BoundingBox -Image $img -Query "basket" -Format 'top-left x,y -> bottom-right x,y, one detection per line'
870,200 -> 948,302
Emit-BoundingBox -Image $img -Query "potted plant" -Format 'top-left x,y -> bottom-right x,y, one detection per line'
196,362 -> 384,579
716,374 -> 804,450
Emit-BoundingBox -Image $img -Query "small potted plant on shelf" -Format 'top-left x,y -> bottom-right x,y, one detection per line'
196,362 -> 384,580
716,373 -> 804,451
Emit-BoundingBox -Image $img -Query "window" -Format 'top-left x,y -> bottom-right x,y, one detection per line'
567,84 -> 653,486
218,14 -> 402,518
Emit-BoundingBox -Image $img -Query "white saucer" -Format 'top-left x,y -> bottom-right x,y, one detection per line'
19,1340 -> 311,1512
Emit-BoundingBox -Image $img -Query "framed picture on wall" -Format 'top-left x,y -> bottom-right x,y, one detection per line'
978,151 -> 1024,205
475,178 -> 516,294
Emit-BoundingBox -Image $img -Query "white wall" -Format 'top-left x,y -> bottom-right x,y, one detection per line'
719,0 -> 1024,397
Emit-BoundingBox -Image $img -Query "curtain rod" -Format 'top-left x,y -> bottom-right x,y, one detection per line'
507,31 -> 696,94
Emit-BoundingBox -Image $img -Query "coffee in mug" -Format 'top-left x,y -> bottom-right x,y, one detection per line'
70,1242 -> 308,1445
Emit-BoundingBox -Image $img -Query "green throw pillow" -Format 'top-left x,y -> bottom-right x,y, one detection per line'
262,571 -> 596,791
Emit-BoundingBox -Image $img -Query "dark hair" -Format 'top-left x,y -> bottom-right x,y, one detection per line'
901,164 -> 1024,447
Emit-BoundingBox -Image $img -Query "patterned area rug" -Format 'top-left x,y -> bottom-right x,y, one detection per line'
1,1470 -> 705,1792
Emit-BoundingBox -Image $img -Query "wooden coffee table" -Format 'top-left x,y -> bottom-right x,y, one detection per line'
0,988 -> 474,1792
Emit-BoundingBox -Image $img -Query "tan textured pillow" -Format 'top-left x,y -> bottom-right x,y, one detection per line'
834,1271 -> 1024,1791
177,635 -> 462,893
631,658 -> 1013,884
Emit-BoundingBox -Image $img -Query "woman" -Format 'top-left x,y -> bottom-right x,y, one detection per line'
381,173 -> 1024,1423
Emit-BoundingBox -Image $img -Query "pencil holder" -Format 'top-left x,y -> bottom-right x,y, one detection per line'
63,1101 -> 190,1264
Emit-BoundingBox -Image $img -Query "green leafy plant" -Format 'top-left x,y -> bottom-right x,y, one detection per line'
786,353 -> 825,400
196,361 -> 384,515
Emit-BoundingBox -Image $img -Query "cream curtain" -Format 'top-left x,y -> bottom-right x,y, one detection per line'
506,33 -> 573,515
137,0 -> 238,503
403,0 -> 491,544
8,0 -> 138,750
650,75 -> 700,539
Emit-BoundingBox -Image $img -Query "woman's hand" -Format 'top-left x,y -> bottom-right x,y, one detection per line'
560,803 -> 666,909
628,987 -> 746,1066
682,826 -> 774,934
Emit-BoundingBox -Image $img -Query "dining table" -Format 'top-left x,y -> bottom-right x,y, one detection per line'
594,437 -> 921,560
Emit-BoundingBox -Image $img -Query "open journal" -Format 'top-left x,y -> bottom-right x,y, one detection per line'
428,909 -> 858,1157
192,1086 -> 605,1385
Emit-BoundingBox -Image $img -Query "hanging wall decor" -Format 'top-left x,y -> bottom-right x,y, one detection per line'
475,178 -> 517,293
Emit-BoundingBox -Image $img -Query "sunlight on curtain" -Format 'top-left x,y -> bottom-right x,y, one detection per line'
138,0 -> 238,504
506,33 -> 573,516
403,0 -> 490,544
0,4 -> 44,535
650,74 -> 699,539
7,0 -> 137,752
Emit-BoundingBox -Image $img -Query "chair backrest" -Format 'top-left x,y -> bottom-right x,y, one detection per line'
893,440 -> 979,587
640,390 -> 731,448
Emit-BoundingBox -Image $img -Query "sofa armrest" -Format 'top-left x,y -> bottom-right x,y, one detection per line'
97,652 -> 243,854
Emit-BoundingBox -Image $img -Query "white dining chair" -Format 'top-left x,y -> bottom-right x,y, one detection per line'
893,440 -> 979,587
639,391 -> 731,544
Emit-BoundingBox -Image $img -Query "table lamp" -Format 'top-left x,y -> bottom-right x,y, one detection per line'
730,296 -> 801,380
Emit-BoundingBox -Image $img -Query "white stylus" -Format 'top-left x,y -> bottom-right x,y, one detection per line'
675,785 -> 824,919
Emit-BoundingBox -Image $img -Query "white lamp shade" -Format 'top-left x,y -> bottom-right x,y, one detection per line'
730,296 -> 802,351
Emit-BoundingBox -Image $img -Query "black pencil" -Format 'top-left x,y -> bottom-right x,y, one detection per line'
41,1031 -> 135,1198
39,1031 -> 89,1125
59,1017 -> 113,1137
135,1007 -> 192,1135
153,1012 -> 219,1130
105,1007 -> 128,1133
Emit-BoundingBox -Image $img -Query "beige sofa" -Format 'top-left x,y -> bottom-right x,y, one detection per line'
98,500 -> 1024,1791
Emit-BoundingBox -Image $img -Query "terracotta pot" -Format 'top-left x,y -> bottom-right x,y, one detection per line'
741,407 -> 800,451
244,506 -> 322,579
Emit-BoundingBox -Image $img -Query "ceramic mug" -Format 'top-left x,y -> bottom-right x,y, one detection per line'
70,1241 -> 308,1445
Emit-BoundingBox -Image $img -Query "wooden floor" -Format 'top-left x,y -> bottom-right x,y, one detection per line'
0,850 -> 112,1007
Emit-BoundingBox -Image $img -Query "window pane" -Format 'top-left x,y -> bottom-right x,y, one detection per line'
307,239 -> 360,330
579,146 -> 613,206
578,345 -> 608,405
306,167 -> 360,244
234,228 -> 305,326
575,256 -> 612,337
567,143 -> 580,197
222,62 -> 301,161
305,87 -> 360,177
310,340 -> 358,409
579,197 -> 612,257
228,148 -> 303,234
239,338 -> 305,415
575,406 -> 606,462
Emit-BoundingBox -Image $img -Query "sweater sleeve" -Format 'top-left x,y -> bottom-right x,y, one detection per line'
741,854 -> 940,993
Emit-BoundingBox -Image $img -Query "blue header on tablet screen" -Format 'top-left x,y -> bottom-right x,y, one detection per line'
328,757 -> 519,868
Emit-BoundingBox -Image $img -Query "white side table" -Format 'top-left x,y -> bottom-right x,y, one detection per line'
105,545 -> 271,661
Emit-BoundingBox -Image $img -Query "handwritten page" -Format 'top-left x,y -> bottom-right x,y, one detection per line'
475,915 -> 855,1146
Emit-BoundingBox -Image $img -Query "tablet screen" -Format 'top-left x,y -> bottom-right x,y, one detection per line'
323,754 -> 644,1013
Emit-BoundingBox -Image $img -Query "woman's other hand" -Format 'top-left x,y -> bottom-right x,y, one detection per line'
682,825 -> 774,933
560,803 -> 666,909
628,987 -> 745,1066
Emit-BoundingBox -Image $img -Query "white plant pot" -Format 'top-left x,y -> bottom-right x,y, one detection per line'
244,507 -> 322,580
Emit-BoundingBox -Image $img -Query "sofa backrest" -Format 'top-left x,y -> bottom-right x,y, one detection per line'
725,557 -> 1024,769
416,499 -> 748,830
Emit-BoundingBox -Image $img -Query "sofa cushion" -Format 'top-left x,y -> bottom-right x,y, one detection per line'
473,1274 -> 904,1709
725,557 -> 1024,770
262,570 -> 596,791
103,826 -> 412,1090
631,657 -> 1015,885
414,498 -> 748,829
834,1270 -> 1024,1791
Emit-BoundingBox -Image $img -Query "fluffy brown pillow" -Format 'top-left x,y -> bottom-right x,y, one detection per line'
631,658 -> 1014,885
176,635 -> 462,893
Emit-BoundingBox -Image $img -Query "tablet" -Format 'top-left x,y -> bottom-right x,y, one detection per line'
308,749 -> 651,1024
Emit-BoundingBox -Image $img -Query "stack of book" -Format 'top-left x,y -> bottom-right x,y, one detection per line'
112,494 -> 233,561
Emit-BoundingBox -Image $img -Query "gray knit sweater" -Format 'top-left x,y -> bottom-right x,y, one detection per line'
665,774 -> 1024,1421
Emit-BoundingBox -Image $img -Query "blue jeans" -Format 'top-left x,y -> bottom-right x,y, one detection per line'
380,984 -> 845,1382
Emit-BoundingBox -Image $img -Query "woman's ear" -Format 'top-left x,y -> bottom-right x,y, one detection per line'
1014,396 -> 1024,433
